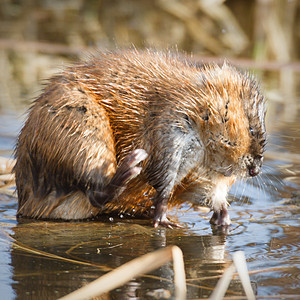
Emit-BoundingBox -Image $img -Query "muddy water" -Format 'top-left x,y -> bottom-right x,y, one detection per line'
0,112 -> 299,299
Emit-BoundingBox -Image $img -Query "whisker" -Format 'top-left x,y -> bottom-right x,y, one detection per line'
261,165 -> 285,194
241,177 -> 250,205
256,173 -> 268,201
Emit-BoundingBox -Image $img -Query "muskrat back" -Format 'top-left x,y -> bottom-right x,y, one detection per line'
14,49 -> 266,227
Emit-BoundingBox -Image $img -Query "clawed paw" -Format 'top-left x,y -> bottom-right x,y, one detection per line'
89,149 -> 148,207
153,215 -> 182,229
112,149 -> 148,186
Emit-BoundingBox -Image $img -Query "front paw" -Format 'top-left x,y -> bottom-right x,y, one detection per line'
210,207 -> 231,226
153,216 -> 182,229
153,204 -> 182,229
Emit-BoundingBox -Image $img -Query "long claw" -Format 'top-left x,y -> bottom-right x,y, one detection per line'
152,195 -> 183,228
153,218 -> 182,229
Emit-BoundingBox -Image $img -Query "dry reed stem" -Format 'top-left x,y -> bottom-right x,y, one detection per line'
209,251 -> 255,300
12,239 -> 102,269
0,39 -> 299,72
205,295 -> 297,300
58,245 -> 186,300
0,157 -> 15,195
0,157 -> 15,175
0,174 -> 14,181
232,251 -> 255,300
209,264 -> 235,300
209,264 -> 236,300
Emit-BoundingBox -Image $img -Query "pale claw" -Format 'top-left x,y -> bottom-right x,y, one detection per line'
153,214 -> 183,229
152,197 -> 183,229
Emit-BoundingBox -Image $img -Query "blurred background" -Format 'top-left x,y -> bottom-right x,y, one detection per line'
0,0 -> 299,121
0,1 -> 299,298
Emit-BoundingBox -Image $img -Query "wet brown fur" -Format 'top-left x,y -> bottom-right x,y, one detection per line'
14,49 -> 266,224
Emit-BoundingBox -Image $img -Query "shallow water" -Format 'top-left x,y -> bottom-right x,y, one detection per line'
0,112 -> 299,299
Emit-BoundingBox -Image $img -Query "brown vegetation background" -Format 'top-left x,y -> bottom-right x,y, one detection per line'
0,0 -> 299,119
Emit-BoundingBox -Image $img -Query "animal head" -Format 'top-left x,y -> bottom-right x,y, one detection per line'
196,63 -> 266,178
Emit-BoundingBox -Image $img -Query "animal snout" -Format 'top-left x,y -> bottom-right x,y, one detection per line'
248,155 -> 263,177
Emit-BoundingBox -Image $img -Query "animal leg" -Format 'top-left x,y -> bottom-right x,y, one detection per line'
88,149 -> 148,207
210,205 -> 231,226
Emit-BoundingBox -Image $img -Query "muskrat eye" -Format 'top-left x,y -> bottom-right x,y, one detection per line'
202,114 -> 209,121
249,127 -> 254,136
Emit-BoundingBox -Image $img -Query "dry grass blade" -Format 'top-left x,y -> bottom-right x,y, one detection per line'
13,240 -> 99,268
209,264 -> 236,300
0,157 -> 15,175
232,251 -> 255,300
0,174 -> 14,181
172,245 -> 187,299
209,251 -> 256,300
58,245 -> 186,300
0,188 -> 15,196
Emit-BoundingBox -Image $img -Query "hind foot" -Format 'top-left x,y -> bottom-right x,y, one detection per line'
112,149 -> 148,186
210,206 -> 231,226
88,149 -> 148,207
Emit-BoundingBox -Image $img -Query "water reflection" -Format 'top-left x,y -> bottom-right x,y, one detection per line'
10,219 -> 229,299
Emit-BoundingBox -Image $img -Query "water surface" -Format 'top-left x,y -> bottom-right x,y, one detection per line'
0,112 -> 299,299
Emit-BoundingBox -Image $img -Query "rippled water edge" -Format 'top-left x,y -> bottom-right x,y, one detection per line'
0,113 -> 299,299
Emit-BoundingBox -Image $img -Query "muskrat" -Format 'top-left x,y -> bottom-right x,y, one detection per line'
14,49 -> 266,227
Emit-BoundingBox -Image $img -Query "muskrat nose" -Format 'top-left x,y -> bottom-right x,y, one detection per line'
248,155 -> 263,177
248,165 -> 260,177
